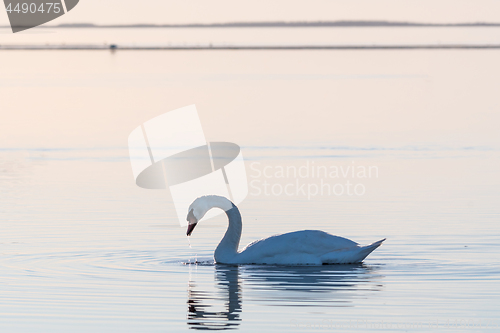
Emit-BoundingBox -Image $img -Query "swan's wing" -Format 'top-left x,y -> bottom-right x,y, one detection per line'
237,230 -> 360,264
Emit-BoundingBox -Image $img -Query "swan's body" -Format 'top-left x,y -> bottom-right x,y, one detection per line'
186,195 -> 385,265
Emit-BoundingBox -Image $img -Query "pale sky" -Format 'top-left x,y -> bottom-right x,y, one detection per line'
1,0 -> 500,26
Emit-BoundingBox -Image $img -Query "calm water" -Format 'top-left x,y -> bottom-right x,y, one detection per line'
2,27 -> 500,46
1,28 -> 500,332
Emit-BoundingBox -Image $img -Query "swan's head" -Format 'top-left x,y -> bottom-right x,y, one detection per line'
186,195 -> 233,236
186,207 -> 199,236
186,196 -> 214,236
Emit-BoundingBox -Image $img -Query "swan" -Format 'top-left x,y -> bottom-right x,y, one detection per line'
186,195 -> 385,265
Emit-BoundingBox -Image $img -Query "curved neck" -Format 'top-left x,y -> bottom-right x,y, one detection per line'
214,203 -> 242,263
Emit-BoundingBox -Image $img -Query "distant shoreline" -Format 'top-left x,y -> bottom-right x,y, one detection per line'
3,20 -> 500,29
2,44 -> 500,50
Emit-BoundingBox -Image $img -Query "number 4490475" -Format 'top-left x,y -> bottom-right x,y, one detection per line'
5,2 -> 61,14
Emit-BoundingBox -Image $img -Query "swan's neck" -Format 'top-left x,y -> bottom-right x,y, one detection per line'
214,203 -> 242,263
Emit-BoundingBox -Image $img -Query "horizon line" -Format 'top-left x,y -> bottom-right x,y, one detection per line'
3,20 -> 500,29
2,44 -> 500,50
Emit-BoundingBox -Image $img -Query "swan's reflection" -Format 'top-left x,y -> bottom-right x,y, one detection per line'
187,264 -> 383,330
241,264 -> 383,307
187,265 -> 242,330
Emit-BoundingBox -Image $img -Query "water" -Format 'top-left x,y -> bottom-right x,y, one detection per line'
1,27 -> 500,332
2,27 -> 500,47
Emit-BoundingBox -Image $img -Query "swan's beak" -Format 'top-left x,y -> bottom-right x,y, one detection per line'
187,222 -> 197,236
186,209 -> 198,236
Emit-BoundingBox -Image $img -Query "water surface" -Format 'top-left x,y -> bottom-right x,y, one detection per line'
1,28 -> 499,332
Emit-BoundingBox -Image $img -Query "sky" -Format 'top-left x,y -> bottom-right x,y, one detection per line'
1,0 -> 500,26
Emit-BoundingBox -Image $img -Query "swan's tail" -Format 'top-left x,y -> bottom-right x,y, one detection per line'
356,238 -> 386,262
367,238 -> 386,249
321,238 -> 386,264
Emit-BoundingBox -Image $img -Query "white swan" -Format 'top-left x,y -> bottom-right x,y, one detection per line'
186,195 -> 385,265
